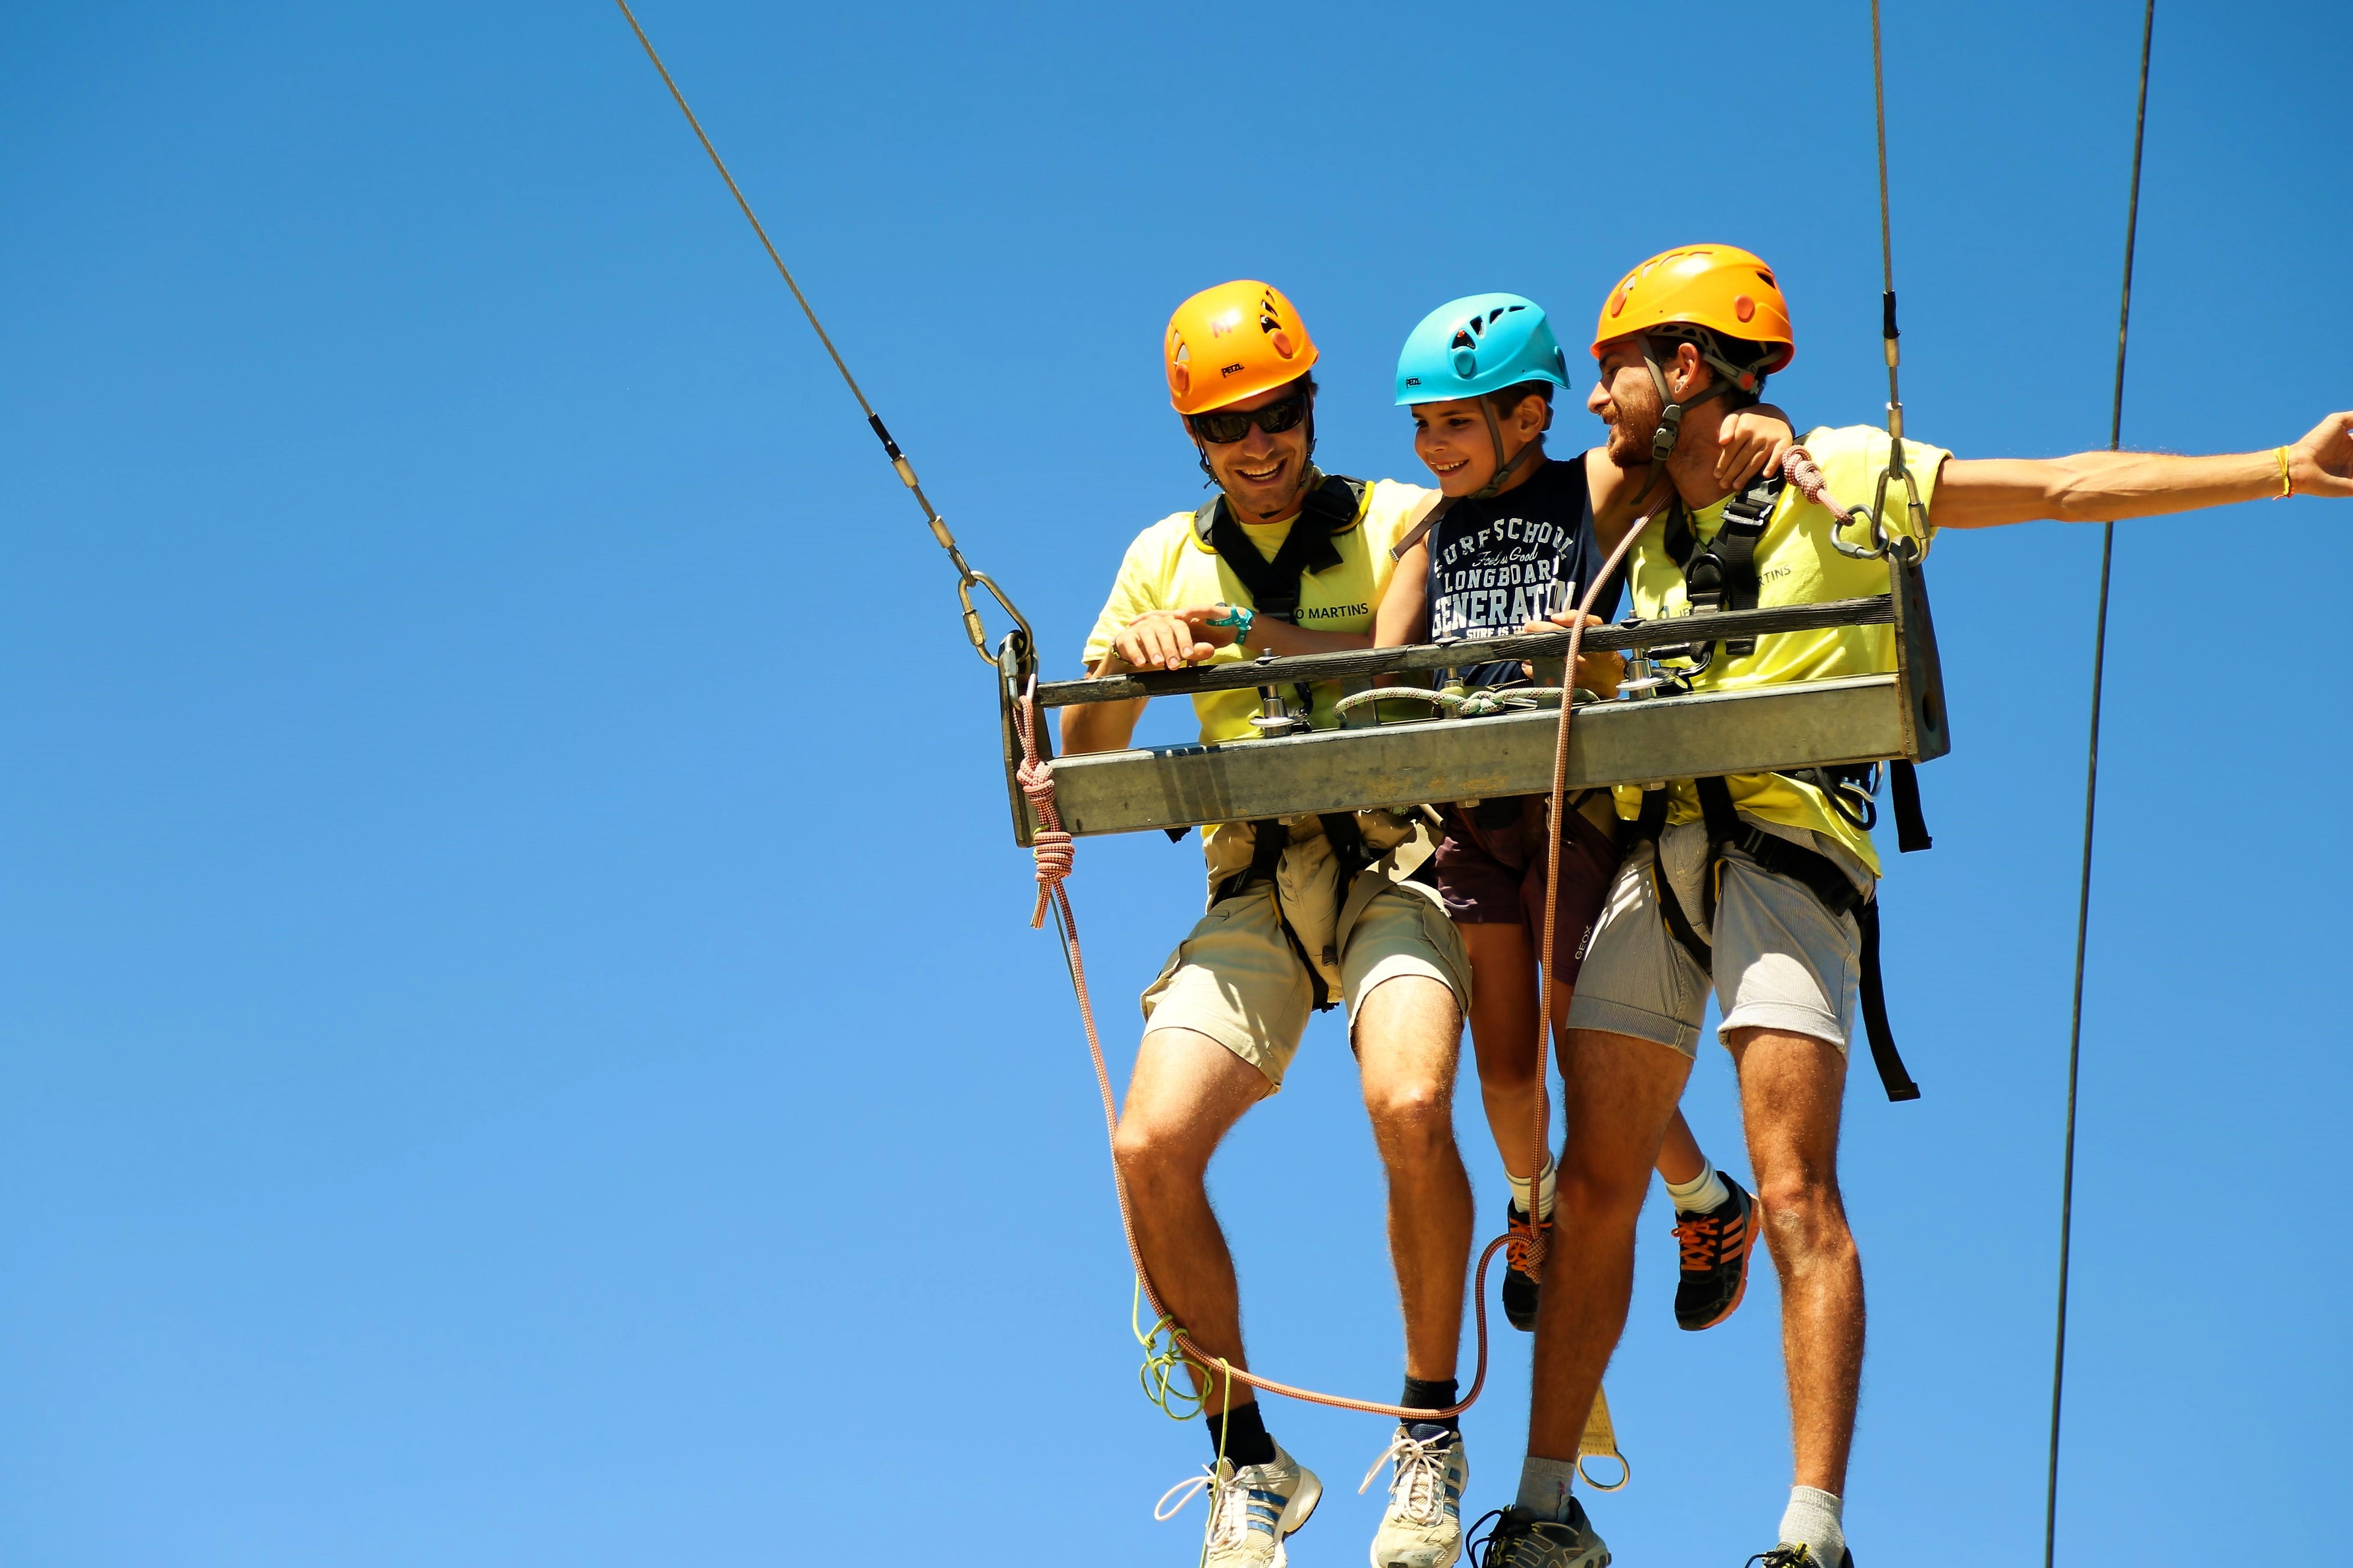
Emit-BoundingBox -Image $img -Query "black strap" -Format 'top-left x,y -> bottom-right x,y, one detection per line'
1890,760 -> 1933,853
1626,788 -> 1711,971
1688,777 -> 1920,1103
1662,470 -> 1783,659
1198,473 -> 1362,623
1855,903 -> 1920,1100
1217,818 -> 1289,906
1213,814 -> 1373,1015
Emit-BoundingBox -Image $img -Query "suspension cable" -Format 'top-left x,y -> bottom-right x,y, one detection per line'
611,0 -> 1031,664
2047,7 -> 2157,1564
1867,1 -> 1926,547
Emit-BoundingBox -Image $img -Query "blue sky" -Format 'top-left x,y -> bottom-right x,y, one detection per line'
3,2 -> 2346,1564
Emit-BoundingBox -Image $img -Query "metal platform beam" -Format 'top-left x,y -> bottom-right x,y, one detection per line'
1034,674 -> 1913,839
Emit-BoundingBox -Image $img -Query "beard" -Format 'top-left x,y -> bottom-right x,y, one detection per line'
1605,391 -> 1662,470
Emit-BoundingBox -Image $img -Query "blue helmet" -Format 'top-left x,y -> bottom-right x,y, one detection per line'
1395,293 -> 1571,406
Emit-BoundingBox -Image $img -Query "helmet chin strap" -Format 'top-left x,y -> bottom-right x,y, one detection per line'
1640,334 -> 1734,467
1471,397 -> 1543,500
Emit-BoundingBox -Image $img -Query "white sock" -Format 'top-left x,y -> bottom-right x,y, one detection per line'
1663,1157 -> 1730,1216
1507,1155 -> 1558,1221
1777,1486 -> 1845,1566
1516,1455 -> 1579,1523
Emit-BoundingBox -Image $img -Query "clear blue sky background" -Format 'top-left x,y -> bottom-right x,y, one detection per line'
4,2 -> 2346,1564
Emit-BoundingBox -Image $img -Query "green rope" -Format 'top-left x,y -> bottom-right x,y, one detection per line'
1134,1281 -> 1236,1568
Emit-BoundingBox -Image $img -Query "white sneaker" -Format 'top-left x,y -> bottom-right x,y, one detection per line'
1360,1425 -> 1469,1567
1157,1444 -> 1324,1566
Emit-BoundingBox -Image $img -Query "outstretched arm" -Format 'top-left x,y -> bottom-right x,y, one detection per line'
1932,411 -> 2353,530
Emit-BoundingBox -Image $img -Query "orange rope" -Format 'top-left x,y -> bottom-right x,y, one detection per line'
1523,518 -> 1651,1271
1014,686 -> 1507,1421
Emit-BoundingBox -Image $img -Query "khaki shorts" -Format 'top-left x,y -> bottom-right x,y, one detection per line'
1563,819 -> 1866,1057
1140,876 -> 1473,1091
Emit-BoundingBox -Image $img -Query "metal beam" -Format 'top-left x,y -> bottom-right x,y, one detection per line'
1037,596 -> 1896,708
1035,675 -> 1915,839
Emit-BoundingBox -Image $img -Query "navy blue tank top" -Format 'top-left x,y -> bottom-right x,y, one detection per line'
1423,456 -> 1624,685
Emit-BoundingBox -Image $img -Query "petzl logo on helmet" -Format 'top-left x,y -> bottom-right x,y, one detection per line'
1219,362 -> 1245,377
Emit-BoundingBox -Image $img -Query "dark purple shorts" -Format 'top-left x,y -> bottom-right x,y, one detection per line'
1431,795 -> 1626,983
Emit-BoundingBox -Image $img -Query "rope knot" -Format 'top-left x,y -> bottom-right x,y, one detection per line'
1016,755 -> 1072,928
1780,447 -> 1854,524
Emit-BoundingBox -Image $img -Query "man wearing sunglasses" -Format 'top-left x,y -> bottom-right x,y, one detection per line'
1061,280 -> 1480,1568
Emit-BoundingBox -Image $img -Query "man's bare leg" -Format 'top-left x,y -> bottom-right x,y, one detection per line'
1462,923 -> 1711,1190
1352,974 -> 1473,1381
1112,1026 -> 1272,1417
1525,1028 -> 1691,1460
1727,1027 -> 1861,1493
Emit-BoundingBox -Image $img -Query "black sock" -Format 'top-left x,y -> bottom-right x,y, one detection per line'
1402,1376 -> 1460,1439
1206,1400 -> 1276,1467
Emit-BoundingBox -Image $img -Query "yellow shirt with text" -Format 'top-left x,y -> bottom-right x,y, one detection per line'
1083,477 -> 1435,744
1610,425 -> 1951,876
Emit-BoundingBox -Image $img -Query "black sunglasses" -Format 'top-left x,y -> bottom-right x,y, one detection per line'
1186,386 -> 1310,444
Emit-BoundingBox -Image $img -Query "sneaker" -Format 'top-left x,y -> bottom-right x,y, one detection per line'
1745,1547 -> 1852,1568
1468,1501 -> 1610,1567
1157,1444 -> 1323,1566
1503,1201 -> 1552,1332
1671,1171 -> 1757,1331
1360,1424 -> 1469,1567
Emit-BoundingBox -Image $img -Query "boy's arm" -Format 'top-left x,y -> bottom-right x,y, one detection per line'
1931,411 -> 2353,530
1717,402 -> 1800,488
1374,538 -> 1432,648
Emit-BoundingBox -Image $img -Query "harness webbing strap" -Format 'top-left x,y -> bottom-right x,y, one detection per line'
1195,474 -> 1362,623
1856,902 -> 1921,1101
1633,778 -> 1921,1103
1890,759 -> 1934,853
1211,811 -> 1376,1015
1662,470 -> 1783,659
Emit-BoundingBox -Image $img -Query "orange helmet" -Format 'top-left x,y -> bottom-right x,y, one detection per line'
1592,244 -> 1794,381
1164,280 -> 1320,414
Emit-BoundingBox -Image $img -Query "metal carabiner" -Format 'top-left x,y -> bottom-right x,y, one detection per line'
958,568 -> 1036,666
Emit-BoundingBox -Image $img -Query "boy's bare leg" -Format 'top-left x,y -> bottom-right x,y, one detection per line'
1525,1027 -> 1691,1460
1461,923 -> 1711,1189
1461,923 -> 1549,1180
1112,1026 -> 1272,1417
1727,1026 -> 1862,1493
1655,1102 -> 1708,1186
1353,974 -> 1474,1383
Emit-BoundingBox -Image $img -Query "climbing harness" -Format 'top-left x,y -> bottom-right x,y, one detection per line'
2044,4 -> 2158,1564
611,0 -> 1031,669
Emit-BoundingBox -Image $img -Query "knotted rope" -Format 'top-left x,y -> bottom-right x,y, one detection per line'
1016,741 -> 1073,930
1781,446 -> 1855,523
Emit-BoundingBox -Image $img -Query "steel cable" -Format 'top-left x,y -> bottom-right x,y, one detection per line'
2047,7 -> 2158,1565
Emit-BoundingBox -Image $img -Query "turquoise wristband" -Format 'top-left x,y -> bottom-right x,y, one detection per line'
1204,602 -> 1257,644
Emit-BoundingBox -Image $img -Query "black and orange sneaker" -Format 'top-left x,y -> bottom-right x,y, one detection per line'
1671,1171 -> 1756,1331
1502,1200 -> 1551,1332
1745,1545 -> 1851,1568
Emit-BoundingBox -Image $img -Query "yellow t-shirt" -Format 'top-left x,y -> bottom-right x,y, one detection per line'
1611,424 -> 1951,875
1083,476 -> 1436,744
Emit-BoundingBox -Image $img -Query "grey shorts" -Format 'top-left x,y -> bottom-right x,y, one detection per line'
1563,819 -> 1866,1057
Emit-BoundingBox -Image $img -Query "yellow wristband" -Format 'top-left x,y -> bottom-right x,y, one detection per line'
2275,445 -> 2295,498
